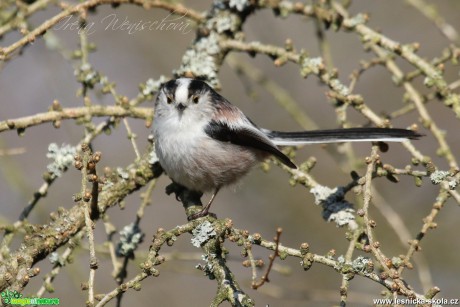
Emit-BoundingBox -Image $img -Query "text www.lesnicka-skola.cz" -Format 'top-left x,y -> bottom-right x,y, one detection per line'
373,297 -> 459,305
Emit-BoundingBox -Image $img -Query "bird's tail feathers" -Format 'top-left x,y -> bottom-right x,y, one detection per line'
264,127 -> 422,146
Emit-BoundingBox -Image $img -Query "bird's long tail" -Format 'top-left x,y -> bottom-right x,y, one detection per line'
264,127 -> 422,146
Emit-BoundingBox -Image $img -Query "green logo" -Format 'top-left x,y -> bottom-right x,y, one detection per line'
1,290 -> 60,306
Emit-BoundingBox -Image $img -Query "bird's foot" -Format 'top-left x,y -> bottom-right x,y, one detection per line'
187,209 -> 217,221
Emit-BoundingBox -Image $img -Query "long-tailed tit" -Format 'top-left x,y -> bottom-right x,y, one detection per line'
153,78 -> 421,219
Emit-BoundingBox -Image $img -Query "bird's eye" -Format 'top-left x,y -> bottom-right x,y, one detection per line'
166,96 -> 173,104
192,95 -> 199,104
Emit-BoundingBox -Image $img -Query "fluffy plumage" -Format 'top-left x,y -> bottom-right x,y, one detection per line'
153,78 -> 421,218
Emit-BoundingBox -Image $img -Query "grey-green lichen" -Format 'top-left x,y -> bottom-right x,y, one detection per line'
195,254 -> 216,279
116,167 -> 130,180
430,170 -> 457,189
300,56 -> 323,77
310,185 -> 357,229
336,255 -> 373,274
214,13 -> 239,33
46,143 -> 76,177
191,221 -> 217,247
229,0 -> 248,12
75,63 -> 100,88
329,79 -> 351,96
278,1 -> 295,18
351,256 -> 373,274
141,76 -> 168,97
391,256 -> 403,269
337,255 -> 345,266
345,13 -> 368,28
116,223 -> 144,257
430,170 -> 449,184
48,252 -> 60,265
230,283 -> 253,305
176,32 -> 221,85
423,70 -> 446,88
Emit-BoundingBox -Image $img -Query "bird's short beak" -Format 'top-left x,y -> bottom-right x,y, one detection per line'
177,103 -> 186,111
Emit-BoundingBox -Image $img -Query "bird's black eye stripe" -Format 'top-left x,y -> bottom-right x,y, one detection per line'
162,80 -> 178,104
163,79 -> 178,93
188,79 -> 207,94
188,79 -> 209,104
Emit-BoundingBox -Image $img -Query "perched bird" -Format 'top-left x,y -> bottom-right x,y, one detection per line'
153,78 -> 421,219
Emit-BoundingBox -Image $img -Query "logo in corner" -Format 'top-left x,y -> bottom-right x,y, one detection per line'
1,290 -> 60,305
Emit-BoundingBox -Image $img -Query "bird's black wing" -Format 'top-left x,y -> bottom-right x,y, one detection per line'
205,120 -> 297,169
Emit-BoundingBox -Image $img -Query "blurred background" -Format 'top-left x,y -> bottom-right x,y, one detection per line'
1,1 -> 459,306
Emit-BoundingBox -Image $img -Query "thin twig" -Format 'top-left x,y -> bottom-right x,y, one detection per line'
0,0 -> 203,61
36,231 -> 85,297
79,144 -> 98,306
372,44 -> 458,169
361,146 -> 415,297
405,0 -> 459,42
123,118 -> 141,159
252,227 -> 282,289
372,190 -> 433,292
0,106 -> 152,133
114,180 -> 156,306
